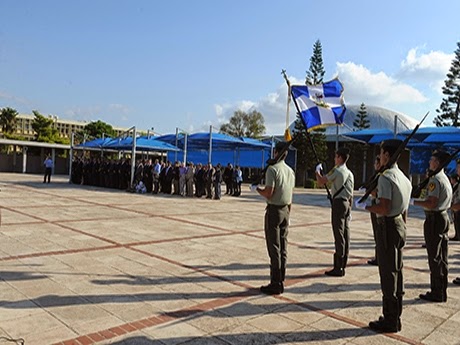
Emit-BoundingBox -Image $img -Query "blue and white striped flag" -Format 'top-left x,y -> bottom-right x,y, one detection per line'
291,79 -> 346,131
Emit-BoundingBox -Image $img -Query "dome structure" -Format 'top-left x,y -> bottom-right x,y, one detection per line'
289,104 -> 420,138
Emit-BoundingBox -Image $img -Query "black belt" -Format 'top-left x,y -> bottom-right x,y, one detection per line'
376,214 -> 402,224
424,210 -> 447,215
267,204 -> 289,208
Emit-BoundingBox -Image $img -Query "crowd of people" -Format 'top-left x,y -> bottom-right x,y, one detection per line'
70,157 -> 244,199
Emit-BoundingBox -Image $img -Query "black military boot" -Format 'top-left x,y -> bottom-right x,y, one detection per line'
325,255 -> 345,277
420,277 -> 446,302
261,267 -> 284,295
260,282 -> 284,295
369,316 -> 400,333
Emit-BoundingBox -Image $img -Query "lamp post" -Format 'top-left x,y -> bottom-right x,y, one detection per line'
175,127 -> 189,163
147,127 -> 154,139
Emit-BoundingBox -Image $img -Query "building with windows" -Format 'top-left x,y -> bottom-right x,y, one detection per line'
0,113 -> 132,140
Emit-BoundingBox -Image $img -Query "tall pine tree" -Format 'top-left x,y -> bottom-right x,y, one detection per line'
434,41 -> 460,127
353,103 -> 370,129
305,40 -> 325,85
292,39 -> 328,186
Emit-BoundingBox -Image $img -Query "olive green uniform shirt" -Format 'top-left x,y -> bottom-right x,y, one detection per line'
326,164 -> 354,199
377,163 -> 412,217
265,160 -> 295,206
425,171 -> 452,211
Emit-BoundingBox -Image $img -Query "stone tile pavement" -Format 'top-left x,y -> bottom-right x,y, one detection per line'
0,173 -> 459,345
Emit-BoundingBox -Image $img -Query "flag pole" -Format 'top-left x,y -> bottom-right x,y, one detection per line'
281,70 -> 333,204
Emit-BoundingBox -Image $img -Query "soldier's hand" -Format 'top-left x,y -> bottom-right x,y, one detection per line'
354,199 -> 367,210
250,184 -> 258,193
315,163 -> 323,174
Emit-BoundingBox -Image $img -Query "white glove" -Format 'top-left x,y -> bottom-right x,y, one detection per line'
358,187 -> 366,193
250,184 -> 258,192
354,199 -> 367,210
409,198 -> 415,206
315,163 -> 323,174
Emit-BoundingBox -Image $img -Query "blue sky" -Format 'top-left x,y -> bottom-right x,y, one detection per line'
0,0 -> 459,135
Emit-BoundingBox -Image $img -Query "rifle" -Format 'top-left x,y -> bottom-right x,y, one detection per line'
411,147 -> 460,198
250,133 -> 300,187
357,111 -> 429,203
281,69 -> 333,204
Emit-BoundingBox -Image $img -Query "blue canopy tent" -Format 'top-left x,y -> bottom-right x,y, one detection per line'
102,136 -> 180,152
343,127 -> 460,175
423,132 -> 460,144
399,126 -> 460,142
342,129 -> 394,143
158,132 -> 272,167
78,137 -> 113,148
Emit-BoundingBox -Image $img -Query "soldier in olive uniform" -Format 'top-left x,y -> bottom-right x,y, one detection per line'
255,141 -> 295,295
452,160 -> 460,285
413,150 -> 452,302
316,147 -> 354,277
356,139 -> 411,333
368,155 -> 382,266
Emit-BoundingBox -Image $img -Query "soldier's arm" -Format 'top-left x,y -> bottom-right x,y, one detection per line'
316,171 -> 328,186
452,202 -> 460,212
258,167 -> 275,200
257,186 -> 274,200
414,196 -> 438,209
367,197 -> 391,216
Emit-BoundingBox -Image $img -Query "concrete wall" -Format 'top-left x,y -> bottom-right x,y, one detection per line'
0,152 -> 69,175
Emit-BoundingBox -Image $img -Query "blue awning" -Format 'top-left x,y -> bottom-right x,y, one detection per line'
399,126 -> 460,142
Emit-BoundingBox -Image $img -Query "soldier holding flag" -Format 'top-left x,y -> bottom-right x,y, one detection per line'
316,147 -> 354,277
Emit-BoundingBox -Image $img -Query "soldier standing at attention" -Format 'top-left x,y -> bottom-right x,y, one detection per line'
368,155 -> 382,266
413,151 -> 453,301
316,147 -> 354,277
356,139 -> 411,333
255,141 -> 295,295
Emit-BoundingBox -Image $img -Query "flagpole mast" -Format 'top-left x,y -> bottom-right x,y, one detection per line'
281,70 -> 333,204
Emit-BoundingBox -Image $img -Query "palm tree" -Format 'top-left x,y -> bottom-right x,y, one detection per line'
0,107 -> 19,135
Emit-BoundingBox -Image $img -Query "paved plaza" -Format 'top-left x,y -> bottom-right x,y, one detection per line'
0,173 -> 459,345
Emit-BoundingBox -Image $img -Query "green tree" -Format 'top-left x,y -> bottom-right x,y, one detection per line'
220,110 -> 266,138
434,41 -> 460,127
292,39 -> 328,185
305,39 -> 325,85
353,103 -> 371,129
31,110 -> 59,142
0,107 -> 19,135
83,120 -> 117,139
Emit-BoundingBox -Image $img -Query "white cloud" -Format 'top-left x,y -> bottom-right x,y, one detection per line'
209,47 -> 452,135
212,76 -> 305,135
398,48 -> 453,92
336,62 -> 427,106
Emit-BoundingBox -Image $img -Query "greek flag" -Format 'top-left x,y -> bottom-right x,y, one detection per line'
291,79 -> 346,131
